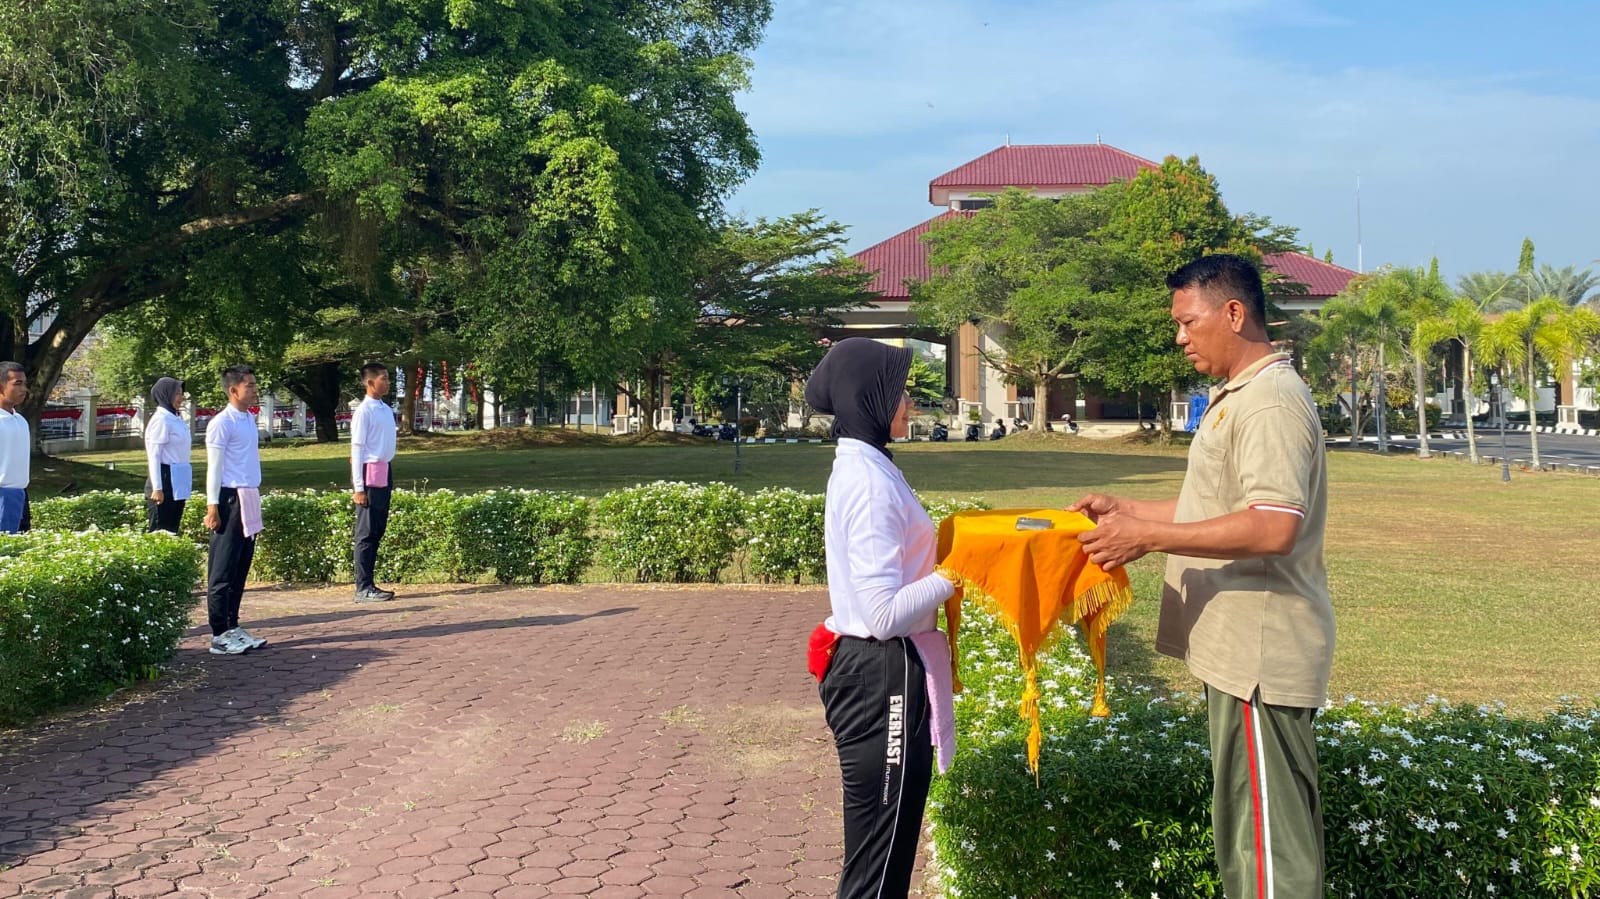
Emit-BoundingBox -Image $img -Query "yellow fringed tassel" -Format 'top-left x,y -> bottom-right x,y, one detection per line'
1018,661 -> 1042,782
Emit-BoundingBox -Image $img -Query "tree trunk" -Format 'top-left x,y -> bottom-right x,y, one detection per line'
1527,354 -> 1541,468
282,361 -> 344,443
1348,347 -> 1363,441
1413,355 -> 1431,458
1032,375 -> 1050,432
400,365 -> 420,436
1374,345 -> 1389,452
1463,345 -> 1479,464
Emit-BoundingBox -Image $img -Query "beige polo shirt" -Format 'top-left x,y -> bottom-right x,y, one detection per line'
1156,352 -> 1335,708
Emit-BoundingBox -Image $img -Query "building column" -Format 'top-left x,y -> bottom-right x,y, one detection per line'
81,392 -> 99,451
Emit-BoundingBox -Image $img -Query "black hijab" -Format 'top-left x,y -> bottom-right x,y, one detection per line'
804,338 -> 913,456
151,377 -> 184,414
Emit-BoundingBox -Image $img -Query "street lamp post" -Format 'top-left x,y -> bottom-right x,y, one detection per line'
722,375 -> 743,475
1492,370 -> 1509,483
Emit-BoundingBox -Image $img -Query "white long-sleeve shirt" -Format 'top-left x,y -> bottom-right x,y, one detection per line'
204,405 -> 261,504
0,406 -> 27,490
823,438 -> 955,640
144,407 -> 192,492
349,396 -> 397,490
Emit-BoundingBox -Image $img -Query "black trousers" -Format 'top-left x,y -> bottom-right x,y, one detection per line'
352,480 -> 392,592
206,488 -> 255,637
145,464 -> 186,533
819,636 -> 933,899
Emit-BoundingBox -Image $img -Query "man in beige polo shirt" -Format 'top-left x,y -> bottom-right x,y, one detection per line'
1070,253 -> 1334,898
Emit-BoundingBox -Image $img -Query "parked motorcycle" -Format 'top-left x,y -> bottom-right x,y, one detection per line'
717,422 -> 738,441
930,422 -> 949,442
989,419 -> 1007,440
963,422 -> 982,442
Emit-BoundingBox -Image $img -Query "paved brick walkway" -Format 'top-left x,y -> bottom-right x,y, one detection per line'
0,585 -> 929,897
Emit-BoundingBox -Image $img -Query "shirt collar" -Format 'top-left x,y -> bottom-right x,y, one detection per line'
836,437 -> 897,467
1212,351 -> 1292,400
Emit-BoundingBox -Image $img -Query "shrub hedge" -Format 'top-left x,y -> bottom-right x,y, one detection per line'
0,531 -> 201,724
927,606 -> 1600,898
31,484 -> 986,587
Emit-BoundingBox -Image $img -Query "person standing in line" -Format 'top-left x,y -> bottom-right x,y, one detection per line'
1070,254 -> 1334,898
350,362 -> 397,603
0,362 -> 29,534
805,338 -> 962,899
144,377 -> 193,534
204,365 -> 268,656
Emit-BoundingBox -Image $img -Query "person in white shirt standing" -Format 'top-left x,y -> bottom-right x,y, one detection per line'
203,365 -> 268,655
144,377 -> 193,534
804,338 -> 962,899
0,362 -> 30,534
350,362 -> 398,603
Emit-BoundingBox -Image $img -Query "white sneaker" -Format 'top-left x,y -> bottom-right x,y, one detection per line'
210,633 -> 249,655
229,627 -> 267,650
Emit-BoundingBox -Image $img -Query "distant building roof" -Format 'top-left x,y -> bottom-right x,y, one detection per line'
1262,252 -> 1359,298
928,143 -> 1159,203
853,219 -> 1358,301
854,211 -> 972,298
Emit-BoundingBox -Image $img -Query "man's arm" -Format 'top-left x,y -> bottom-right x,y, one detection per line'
1069,493 -> 1178,523
1077,507 -> 1300,571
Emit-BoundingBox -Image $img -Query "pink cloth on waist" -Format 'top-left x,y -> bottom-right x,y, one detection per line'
363,461 -> 390,489
908,630 -> 957,774
238,487 -> 263,538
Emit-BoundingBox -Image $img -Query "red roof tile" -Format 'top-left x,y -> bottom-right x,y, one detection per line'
854,211 -> 973,298
853,219 -> 1359,302
928,144 -> 1158,201
1262,251 -> 1359,298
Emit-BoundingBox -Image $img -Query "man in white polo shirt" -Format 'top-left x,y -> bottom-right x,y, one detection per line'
350,362 -> 398,603
204,365 -> 268,656
0,362 -> 30,534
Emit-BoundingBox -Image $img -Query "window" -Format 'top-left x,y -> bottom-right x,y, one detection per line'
953,198 -> 994,211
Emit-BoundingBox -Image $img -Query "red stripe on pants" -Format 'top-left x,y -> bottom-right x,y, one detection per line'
1242,698 -> 1266,899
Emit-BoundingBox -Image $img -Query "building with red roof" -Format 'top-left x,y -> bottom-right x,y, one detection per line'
841,142 -> 1358,426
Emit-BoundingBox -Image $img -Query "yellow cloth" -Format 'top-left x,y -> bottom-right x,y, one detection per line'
936,508 -> 1134,777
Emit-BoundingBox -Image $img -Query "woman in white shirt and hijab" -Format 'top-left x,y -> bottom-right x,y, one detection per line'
144,377 -> 193,533
805,338 -> 960,899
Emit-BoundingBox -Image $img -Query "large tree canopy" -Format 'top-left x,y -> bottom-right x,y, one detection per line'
1,0 -> 771,439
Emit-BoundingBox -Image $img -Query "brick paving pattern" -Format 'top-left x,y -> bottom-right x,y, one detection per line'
0,585 -> 934,897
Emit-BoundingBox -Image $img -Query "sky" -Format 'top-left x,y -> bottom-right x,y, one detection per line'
725,0 -> 1600,281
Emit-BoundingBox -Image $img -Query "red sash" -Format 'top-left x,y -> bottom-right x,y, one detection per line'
807,623 -> 842,682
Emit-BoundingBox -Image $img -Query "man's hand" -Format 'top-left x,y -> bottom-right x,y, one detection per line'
1077,514 -> 1153,571
204,505 -> 221,533
1067,493 -> 1124,523
150,490 -> 165,504
353,491 -> 368,507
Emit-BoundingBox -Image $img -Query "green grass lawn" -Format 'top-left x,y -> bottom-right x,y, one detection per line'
52,428 -> 1600,711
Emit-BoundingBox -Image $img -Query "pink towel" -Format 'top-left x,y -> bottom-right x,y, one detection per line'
238,487 -> 263,538
908,630 -> 957,774
363,460 -> 390,489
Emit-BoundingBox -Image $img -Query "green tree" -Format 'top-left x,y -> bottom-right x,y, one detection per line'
1481,298 -> 1600,466
1369,265 -> 1452,456
617,211 -> 871,432
1,0 -> 770,444
906,353 -> 946,405
1525,264 -> 1599,308
911,188 -> 1118,431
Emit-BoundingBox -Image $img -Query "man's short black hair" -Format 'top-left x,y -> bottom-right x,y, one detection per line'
361,362 -> 388,382
221,365 -> 255,392
1166,254 -> 1268,328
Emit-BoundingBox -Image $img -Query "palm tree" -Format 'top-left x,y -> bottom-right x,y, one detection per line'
1416,300 -> 1487,461
1460,270 -> 1526,313
1524,264 -> 1600,308
1480,298 -> 1600,467
1367,266 -> 1452,457
1313,271 -> 1406,451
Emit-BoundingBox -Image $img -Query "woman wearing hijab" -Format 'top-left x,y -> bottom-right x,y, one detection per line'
805,338 -> 960,899
144,377 -> 193,533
